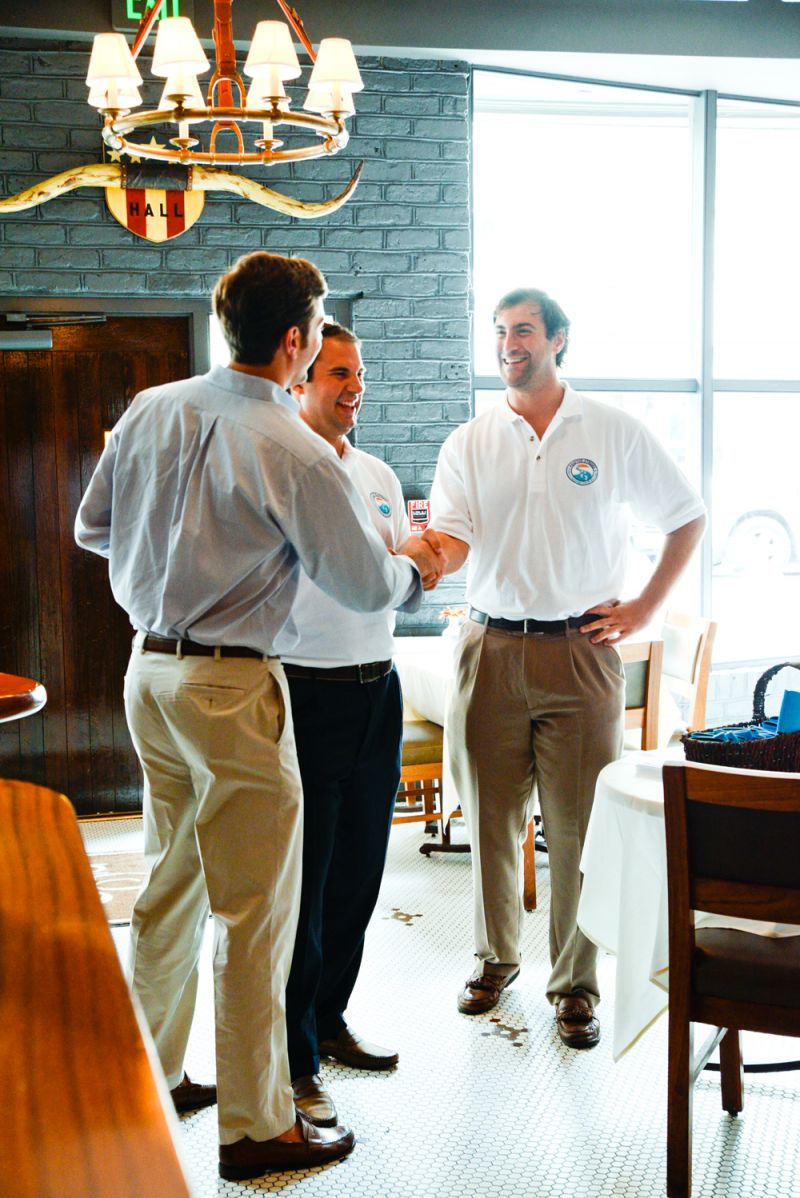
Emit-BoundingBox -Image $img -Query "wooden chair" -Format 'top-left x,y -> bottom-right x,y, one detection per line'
394,720 -> 444,824
0,778 -> 190,1198
662,610 -> 717,734
522,638 -> 664,911
394,719 -> 469,854
662,762 -> 800,1198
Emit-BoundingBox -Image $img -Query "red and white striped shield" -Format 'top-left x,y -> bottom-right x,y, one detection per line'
105,186 -> 205,242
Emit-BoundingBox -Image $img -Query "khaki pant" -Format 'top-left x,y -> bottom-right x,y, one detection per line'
124,637 -> 303,1145
448,620 -> 624,1005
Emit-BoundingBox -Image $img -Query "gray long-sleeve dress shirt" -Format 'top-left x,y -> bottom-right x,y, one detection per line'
75,365 -> 420,652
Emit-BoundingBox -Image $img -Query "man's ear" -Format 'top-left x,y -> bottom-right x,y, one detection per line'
292,381 -> 306,401
284,324 -> 303,360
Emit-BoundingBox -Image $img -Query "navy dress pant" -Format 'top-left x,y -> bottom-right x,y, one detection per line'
285,666 -> 403,1079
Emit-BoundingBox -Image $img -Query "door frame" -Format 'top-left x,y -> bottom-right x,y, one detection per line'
0,297 -> 211,373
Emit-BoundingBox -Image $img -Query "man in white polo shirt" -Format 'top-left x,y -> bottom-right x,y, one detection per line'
275,324 -> 434,1125
424,287 -> 706,1048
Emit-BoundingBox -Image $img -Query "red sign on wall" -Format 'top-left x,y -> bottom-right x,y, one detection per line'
407,499 -> 430,533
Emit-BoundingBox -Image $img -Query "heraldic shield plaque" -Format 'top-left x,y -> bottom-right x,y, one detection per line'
105,163 -> 204,242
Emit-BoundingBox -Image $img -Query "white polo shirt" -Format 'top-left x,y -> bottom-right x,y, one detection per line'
430,385 -> 706,621
275,439 -> 410,666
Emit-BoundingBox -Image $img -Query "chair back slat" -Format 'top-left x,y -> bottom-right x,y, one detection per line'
686,800 -> 800,890
664,762 -> 800,918
620,639 -> 663,751
692,877 -> 800,924
662,610 -> 717,731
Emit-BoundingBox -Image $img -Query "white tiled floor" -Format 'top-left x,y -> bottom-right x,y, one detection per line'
82,818 -> 800,1198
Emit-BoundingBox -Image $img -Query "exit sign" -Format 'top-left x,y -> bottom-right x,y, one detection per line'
111,0 -> 195,33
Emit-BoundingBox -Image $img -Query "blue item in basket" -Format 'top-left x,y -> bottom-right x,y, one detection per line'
777,688 -> 800,734
689,718 -> 778,744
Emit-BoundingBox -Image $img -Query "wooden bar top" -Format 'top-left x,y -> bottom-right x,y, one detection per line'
0,672 -> 47,723
0,779 -> 191,1197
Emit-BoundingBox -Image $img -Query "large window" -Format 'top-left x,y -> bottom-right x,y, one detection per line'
474,72 -> 800,665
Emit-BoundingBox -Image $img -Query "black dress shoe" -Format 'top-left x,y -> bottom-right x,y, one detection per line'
219,1114 -> 355,1180
170,1073 -> 217,1112
318,1026 -> 398,1071
292,1073 -> 338,1126
457,968 -> 520,1015
555,994 -> 601,1049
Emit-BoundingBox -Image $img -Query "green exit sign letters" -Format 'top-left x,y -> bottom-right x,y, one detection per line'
111,0 -> 195,33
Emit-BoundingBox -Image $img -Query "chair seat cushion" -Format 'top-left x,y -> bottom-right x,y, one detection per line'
401,720 -> 444,767
693,928 -> 800,1008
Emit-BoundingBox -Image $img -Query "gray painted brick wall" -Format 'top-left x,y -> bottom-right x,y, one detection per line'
0,40 -> 472,633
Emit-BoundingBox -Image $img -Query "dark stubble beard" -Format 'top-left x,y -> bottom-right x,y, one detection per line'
498,351 -> 537,390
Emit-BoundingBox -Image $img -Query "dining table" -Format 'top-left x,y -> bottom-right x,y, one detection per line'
0,671 -> 47,723
393,633 -> 461,823
577,748 -> 800,1060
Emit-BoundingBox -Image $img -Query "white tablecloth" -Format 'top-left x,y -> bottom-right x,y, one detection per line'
393,634 -> 461,822
577,750 -> 800,1060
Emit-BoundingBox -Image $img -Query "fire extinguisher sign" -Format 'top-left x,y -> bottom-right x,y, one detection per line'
407,498 -> 430,533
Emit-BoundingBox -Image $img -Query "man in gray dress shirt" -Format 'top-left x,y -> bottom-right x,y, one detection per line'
75,251 -> 439,1181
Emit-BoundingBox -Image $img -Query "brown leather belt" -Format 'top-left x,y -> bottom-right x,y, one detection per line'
469,608 -> 601,636
141,634 -> 265,659
283,660 -> 393,684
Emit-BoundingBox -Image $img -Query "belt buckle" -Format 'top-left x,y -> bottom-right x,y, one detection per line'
357,662 -> 369,684
523,619 -> 543,636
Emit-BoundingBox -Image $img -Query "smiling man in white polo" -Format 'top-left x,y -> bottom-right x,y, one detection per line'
275,323 -> 440,1126
423,287 -> 706,1048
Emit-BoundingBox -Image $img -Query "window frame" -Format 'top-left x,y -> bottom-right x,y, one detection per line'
472,69 -> 800,668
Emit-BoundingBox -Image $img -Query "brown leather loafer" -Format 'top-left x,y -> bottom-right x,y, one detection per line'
170,1073 -> 217,1112
219,1114 -> 355,1180
292,1073 -> 338,1127
318,1026 -> 398,1071
457,967 -> 520,1015
555,994 -> 601,1049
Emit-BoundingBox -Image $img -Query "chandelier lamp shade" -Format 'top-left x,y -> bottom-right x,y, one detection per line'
84,0 -> 364,168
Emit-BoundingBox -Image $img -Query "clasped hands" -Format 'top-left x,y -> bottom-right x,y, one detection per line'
397,528 -> 446,591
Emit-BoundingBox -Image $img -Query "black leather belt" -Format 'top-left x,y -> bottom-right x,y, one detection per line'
469,608 -> 601,636
283,660 -> 393,684
141,634 -> 265,659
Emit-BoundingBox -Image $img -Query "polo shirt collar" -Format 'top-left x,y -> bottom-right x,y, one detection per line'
499,381 -> 583,426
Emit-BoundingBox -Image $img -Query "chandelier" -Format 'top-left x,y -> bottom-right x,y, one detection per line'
85,0 -> 363,169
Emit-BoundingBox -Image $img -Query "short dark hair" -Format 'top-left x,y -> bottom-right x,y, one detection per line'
306,321 -> 361,382
213,252 -> 327,366
493,287 -> 570,367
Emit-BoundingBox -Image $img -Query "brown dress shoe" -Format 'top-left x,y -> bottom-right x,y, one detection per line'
219,1114 -> 355,1180
318,1026 -> 398,1071
292,1074 -> 338,1127
555,994 -> 601,1049
170,1073 -> 217,1112
457,968 -> 520,1015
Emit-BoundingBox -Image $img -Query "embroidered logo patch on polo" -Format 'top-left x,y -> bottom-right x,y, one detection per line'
371,491 -> 392,517
566,458 -> 599,486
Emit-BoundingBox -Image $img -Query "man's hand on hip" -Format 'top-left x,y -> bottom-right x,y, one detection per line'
579,598 -> 655,644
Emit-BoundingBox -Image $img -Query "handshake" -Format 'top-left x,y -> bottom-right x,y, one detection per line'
397,528 -> 447,592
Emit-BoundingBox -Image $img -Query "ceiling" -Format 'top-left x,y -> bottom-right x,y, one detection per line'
2,1 -> 800,102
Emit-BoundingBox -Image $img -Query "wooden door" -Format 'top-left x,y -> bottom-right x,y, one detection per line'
0,316 -> 191,814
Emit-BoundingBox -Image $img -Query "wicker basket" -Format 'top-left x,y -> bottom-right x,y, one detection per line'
681,661 -> 800,772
